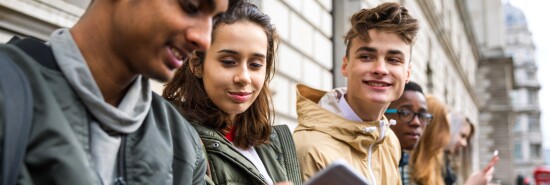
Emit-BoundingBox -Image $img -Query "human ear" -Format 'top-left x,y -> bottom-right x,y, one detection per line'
341,56 -> 349,77
188,55 -> 202,78
405,63 -> 412,83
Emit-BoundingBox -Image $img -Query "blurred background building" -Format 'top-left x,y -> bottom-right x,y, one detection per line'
0,0 -> 543,184
504,2 -> 544,182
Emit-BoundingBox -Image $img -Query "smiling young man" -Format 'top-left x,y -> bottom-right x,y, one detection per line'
0,0 -> 239,184
384,81 -> 431,185
293,2 -> 419,185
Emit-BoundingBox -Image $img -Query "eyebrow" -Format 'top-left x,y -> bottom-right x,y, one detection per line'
355,47 -> 405,56
202,0 -> 216,13
217,49 -> 266,58
398,104 -> 427,111
387,49 -> 405,56
355,46 -> 377,53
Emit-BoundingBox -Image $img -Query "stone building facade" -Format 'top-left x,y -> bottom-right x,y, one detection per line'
505,3 -> 544,183
1,0 -> 531,184
468,0 -> 519,184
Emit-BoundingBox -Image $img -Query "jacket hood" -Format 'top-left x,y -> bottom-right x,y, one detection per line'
294,84 -> 396,155
49,29 -> 150,134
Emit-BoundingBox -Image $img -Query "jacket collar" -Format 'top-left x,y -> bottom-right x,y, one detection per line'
191,123 -> 269,184
295,84 -> 394,156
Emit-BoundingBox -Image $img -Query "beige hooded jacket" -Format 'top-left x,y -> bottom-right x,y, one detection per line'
294,84 -> 402,185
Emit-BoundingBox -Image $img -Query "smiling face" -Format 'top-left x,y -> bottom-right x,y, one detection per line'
342,29 -> 411,113
199,22 -> 268,118
387,91 -> 428,150
108,0 -> 228,82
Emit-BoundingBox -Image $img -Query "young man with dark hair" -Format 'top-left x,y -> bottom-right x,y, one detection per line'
293,2 -> 419,185
385,81 -> 432,185
0,0 -> 238,184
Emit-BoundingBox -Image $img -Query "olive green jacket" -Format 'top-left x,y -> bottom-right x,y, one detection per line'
0,44 -> 206,185
192,123 -> 299,185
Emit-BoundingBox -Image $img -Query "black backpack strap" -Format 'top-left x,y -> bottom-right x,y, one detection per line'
8,37 -> 59,71
0,50 -> 34,185
273,125 -> 302,185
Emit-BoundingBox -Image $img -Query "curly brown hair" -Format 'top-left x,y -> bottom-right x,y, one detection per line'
162,2 -> 278,149
344,2 -> 419,58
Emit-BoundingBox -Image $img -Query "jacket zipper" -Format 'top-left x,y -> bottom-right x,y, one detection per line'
88,116 -> 106,185
366,120 -> 388,185
88,115 -> 128,185
115,135 -> 127,185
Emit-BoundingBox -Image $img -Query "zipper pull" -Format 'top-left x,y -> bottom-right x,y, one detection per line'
114,177 -> 127,185
362,127 -> 377,133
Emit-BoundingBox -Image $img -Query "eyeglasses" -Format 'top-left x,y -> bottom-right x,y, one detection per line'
385,109 -> 433,125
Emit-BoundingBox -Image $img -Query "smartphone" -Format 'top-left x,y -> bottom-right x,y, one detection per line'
303,160 -> 370,185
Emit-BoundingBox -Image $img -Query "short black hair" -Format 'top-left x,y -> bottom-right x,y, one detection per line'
404,81 -> 423,95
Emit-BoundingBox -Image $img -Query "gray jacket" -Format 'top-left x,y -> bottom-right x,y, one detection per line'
0,43 -> 206,185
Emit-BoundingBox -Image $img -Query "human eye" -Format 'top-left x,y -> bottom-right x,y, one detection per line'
220,57 -> 237,66
421,113 -> 433,120
399,109 -> 412,117
387,57 -> 403,64
358,54 -> 374,61
249,62 -> 264,69
419,112 -> 432,120
180,0 -> 200,16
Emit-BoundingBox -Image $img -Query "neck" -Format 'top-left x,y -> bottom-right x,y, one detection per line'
344,94 -> 388,122
70,6 -> 137,106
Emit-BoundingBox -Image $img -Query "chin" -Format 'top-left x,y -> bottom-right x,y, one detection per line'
368,98 -> 390,104
147,70 -> 173,83
224,108 -> 248,115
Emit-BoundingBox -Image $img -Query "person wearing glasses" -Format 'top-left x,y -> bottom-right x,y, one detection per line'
384,81 -> 431,185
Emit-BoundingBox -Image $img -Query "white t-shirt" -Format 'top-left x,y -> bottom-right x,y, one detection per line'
235,147 -> 274,185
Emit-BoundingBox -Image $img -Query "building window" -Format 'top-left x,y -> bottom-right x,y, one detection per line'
528,90 -> 538,105
513,117 -> 522,132
514,142 -> 523,161
530,144 -> 541,159
526,69 -> 536,80
528,115 -> 539,131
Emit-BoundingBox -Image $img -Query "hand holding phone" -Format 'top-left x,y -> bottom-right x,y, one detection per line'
465,150 -> 501,185
483,150 -> 500,173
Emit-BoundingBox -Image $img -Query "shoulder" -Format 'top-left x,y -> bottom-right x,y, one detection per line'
294,131 -> 341,164
294,129 -> 336,151
151,93 -> 197,135
150,93 -> 203,152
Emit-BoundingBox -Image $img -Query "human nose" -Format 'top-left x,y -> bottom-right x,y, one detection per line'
461,139 -> 468,147
187,18 -> 212,51
409,114 -> 422,126
234,65 -> 251,86
372,59 -> 389,77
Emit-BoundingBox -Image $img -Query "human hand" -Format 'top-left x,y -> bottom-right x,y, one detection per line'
465,154 -> 500,185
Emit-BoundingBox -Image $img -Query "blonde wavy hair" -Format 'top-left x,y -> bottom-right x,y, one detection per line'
410,95 -> 451,185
